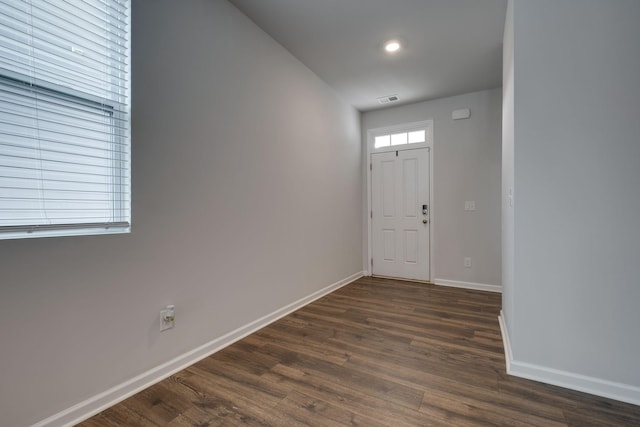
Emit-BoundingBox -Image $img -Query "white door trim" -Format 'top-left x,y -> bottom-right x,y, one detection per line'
366,120 -> 435,281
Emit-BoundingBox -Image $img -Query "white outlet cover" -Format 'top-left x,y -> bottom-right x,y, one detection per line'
160,308 -> 175,332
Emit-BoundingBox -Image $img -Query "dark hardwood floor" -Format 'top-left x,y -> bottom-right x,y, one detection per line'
79,277 -> 640,426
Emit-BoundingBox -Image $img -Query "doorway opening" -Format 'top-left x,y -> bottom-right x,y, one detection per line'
366,120 -> 434,282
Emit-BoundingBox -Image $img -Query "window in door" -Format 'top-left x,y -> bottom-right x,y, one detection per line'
375,129 -> 426,148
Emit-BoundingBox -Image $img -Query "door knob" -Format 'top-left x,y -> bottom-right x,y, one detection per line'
423,219 -> 429,224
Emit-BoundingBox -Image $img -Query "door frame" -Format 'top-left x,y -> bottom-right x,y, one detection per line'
366,119 -> 435,281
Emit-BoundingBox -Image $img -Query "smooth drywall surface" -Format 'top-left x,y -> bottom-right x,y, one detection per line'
0,1 -> 362,425
513,0 -> 640,386
362,89 -> 502,287
501,0 -> 514,336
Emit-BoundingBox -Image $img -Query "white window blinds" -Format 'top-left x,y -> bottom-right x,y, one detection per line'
0,0 -> 130,238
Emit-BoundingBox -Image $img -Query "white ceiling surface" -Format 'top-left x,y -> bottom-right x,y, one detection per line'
229,0 -> 508,111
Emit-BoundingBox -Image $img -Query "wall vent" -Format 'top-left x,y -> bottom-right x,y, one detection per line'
452,108 -> 471,120
377,95 -> 399,104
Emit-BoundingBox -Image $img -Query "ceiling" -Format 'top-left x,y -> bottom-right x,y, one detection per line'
229,0 -> 508,112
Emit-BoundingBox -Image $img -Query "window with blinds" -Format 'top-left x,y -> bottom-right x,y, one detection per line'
0,0 -> 130,239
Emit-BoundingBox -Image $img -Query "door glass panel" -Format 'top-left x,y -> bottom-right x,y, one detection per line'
408,130 -> 426,143
391,132 -> 407,146
375,135 -> 390,148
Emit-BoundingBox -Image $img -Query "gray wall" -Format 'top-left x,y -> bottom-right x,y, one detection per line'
508,0 -> 640,388
501,0 -> 514,335
362,89 -> 502,287
0,1 -> 363,425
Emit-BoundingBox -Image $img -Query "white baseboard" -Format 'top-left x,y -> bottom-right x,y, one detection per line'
498,310 -> 513,373
33,271 -> 365,427
433,278 -> 502,293
498,311 -> 640,406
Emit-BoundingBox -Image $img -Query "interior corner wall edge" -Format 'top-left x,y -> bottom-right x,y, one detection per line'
501,0 -> 515,344
0,1 -> 363,425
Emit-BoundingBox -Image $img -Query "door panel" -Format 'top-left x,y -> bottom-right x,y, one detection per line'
404,230 -> 418,264
382,160 -> 395,217
403,158 -> 418,217
383,229 -> 395,261
372,148 -> 430,281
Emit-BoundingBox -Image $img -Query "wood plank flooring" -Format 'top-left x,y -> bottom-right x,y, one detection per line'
79,277 -> 640,426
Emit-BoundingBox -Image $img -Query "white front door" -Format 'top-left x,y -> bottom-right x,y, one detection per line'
371,148 -> 430,281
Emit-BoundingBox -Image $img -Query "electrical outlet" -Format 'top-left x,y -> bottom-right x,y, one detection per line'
160,305 -> 175,332
464,201 -> 476,211
464,257 -> 472,268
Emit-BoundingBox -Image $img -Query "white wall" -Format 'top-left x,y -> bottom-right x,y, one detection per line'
362,89 -> 502,289
506,0 -> 640,402
0,1 -> 362,425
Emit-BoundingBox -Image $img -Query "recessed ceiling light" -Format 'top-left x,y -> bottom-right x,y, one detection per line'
384,40 -> 401,53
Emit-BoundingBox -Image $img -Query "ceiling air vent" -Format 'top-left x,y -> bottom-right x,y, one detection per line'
377,95 -> 399,105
